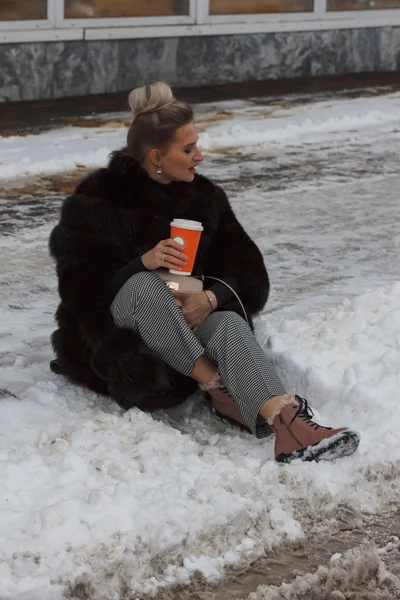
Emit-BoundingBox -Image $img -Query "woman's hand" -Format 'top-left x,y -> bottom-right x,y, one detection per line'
172,290 -> 217,333
141,238 -> 188,271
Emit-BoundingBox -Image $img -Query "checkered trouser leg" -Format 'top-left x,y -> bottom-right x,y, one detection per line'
110,271 -> 286,437
196,312 -> 285,438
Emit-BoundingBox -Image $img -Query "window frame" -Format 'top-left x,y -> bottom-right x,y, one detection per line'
57,0 -> 196,28
1,0 -> 400,41
0,0 -> 55,30
325,0 -> 400,12
205,0 -> 319,22
201,0 -> 400,23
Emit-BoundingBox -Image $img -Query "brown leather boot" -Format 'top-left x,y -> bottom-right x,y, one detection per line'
209,387 -> 252,433
200,374 -> 252,433
270,395 -> 360,463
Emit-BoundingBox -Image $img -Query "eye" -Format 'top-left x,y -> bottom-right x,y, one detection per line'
184,148 -> 192,154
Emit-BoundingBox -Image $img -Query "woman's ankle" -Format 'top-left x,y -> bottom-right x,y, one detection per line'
199,372 -> 222,391
259,393 -> 294,424
189,355 -> 218,386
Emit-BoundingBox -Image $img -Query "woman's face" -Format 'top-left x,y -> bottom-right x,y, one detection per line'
157,121 -> 204,184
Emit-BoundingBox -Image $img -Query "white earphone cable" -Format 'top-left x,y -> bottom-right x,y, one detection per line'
201,275 -> 250,325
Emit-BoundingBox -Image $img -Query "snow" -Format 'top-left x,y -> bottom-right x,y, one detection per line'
0,90 -> 399,598
248,540 -> 400,599
200,95 -> 400,151
330,552 -> 342,562
1,92 -> 400,180
264,282 -> 400,428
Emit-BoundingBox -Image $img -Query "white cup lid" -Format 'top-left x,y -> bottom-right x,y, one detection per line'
170,218 -> 203,231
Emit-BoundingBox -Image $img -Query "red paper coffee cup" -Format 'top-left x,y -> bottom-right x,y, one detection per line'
169,219 -> 203,276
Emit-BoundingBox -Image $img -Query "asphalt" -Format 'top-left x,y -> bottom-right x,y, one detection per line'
0,70 -> 399,134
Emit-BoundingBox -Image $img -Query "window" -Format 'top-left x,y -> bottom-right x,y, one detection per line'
209,0 -> 313,14
64,0 -> 189,18
0,0 -> 47,20
328,0 -> 400,8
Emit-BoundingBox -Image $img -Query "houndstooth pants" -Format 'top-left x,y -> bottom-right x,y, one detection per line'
110,271 -> 286,438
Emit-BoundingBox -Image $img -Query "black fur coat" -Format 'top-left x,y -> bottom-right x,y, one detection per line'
49,151 -> 270,411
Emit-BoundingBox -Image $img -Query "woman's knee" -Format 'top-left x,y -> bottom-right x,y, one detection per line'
211,310 -> 249,332
114,271 -> 173,314
129,270 -> 162,285
219,310 -> 246,325
129,271 -> 171,298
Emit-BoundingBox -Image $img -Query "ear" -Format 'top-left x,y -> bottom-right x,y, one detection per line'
148,148 -> 161,167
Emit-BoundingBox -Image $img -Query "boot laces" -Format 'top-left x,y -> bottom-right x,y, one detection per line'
290,395 -> 331,431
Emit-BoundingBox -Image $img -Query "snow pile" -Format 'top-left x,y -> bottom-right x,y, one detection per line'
246,540 -> 400,600
1,93 -> 400,180
261,282 -> 400,469
0,126 -> 123,180
0,226 -> 399,598
201,95 -> 400,151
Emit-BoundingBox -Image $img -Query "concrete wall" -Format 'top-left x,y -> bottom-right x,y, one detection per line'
1,27 -> 400,102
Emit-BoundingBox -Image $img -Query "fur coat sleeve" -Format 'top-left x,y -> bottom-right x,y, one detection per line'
49,192 -> 125,344
204,183 -> 269,317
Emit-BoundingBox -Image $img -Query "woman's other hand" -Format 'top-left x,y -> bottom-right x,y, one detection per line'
141,238 -> 188,271
172,290 -> 217,333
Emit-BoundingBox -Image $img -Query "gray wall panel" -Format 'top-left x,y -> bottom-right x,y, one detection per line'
0,27 -> 398,102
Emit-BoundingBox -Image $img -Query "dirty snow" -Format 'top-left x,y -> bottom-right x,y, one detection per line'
248,539 -> 400,599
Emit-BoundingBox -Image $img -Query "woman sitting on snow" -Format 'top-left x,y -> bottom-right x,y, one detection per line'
49,81 -> 360,463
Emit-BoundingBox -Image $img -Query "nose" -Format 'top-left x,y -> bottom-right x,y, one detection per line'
194,145 -> 204,163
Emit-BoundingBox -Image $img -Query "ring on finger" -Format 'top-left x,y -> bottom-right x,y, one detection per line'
162,253 -> 166,261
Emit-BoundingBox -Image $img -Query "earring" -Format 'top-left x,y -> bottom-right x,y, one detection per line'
156,166 -> 163,179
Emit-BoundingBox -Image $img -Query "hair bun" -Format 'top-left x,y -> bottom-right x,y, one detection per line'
128,82 -> 175,118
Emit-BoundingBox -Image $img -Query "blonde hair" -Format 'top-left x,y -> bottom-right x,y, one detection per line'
126,81 -> 193,164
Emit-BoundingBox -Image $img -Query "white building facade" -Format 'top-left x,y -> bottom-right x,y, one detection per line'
1,0 -> 400,101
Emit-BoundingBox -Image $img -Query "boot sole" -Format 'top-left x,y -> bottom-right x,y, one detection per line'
212,409 -> 253,434
275,429 -> 360,464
